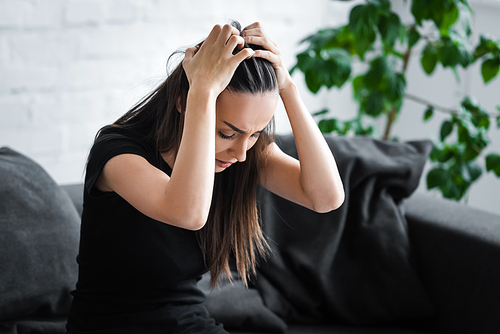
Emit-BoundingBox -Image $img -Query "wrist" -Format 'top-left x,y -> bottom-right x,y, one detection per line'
279,78 -> 298,97
186,85 -> 218,109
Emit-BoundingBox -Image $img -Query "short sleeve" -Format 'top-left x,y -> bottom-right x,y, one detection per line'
85,130 -> 151,195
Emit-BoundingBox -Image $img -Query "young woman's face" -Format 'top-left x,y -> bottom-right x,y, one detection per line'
214,90 -> 278,172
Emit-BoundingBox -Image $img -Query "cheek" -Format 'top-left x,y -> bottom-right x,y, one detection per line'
215,137 -> 229,154
246,137 -> 259,151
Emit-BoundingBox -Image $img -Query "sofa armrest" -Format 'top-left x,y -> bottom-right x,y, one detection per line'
60,183 -> 84,217
402,192 -> 500,334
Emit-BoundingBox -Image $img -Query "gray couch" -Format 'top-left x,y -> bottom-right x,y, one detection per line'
1,134 -> 500,334
62,184 -> 500,334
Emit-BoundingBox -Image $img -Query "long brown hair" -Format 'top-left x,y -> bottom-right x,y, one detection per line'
97,21 -> 277,288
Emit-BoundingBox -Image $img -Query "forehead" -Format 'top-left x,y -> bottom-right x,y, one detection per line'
216,91 -> 278,131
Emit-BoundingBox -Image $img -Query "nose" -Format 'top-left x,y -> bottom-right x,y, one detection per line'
231,138 -> 248,162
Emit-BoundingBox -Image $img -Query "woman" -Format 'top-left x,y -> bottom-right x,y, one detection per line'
66,21 -> 344,333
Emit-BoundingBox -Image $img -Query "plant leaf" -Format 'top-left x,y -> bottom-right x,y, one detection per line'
312,109 -> 329,117
463,145 -> 480,161
466,163 -> 482,182
295,49 -> 352,93
486,153 -> 500,177
440,120 -> 454,141
438,36 -> 461,68
349,4 -> 378,59
481,57 -> 500,84
430,145 -> 454,163
352,75 -> 364,100
408,28 -> 420,48
378,13 -> 401,49
473,35 -> 500,59
411,0 -> 431,25
364,56 -> 389,89
427,167 -> 448,189
370,0 -> 391,12
364,91 -> 385,116
318,119 -> 337,133
423,105 -> 434,121
421,43 -> 438,74
385,72 -> 406,103
439,4 -> 459,35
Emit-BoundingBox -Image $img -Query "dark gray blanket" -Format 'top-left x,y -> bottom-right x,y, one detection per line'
255,135 -> 436,325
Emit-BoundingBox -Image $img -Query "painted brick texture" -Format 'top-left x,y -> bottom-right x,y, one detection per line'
0,0 -> 335,184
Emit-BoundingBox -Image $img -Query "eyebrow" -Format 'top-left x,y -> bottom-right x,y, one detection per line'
223,121 -> 265,135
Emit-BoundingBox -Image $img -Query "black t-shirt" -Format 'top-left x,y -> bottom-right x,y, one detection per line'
66,127 -> 226,334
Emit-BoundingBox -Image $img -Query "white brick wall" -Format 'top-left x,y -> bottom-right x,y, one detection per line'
0,0 -> 339,185
1,0 -> 499,215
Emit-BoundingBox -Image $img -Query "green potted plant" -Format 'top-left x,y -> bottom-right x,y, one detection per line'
291,0 -> 500,201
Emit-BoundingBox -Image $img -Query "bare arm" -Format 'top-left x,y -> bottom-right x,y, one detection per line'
96,24 -> 254,230
243,22 -> 344,212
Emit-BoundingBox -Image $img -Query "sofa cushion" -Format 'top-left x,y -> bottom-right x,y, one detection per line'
199,271 -> 287,333
255,135 -> 436,325
0,147 -> 80,327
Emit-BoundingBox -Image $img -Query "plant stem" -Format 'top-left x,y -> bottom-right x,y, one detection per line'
383,47 -> 413,140
383,108 -> 397,140
406,93 -> 500,118
403,47 -> 412,72
405,93 -> 457,114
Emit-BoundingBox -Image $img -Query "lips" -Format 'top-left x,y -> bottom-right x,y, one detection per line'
216,159 -> 234,169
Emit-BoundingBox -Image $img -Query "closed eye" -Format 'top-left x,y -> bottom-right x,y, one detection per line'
218,132 -> 235,140
251,132 -> 261,139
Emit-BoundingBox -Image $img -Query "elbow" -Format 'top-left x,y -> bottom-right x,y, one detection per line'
179,212 -> 208,231
186,213 -> 209,230
159,209 -> 208,231
184,221 -> 207,231
312,188 -> 345,214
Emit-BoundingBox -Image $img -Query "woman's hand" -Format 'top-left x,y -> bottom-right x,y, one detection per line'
242,22 -> 294,93
182,24 -> 255,97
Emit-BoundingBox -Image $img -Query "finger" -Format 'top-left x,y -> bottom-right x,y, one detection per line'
225,34 -> 245,52
243,27 -> 271,39
230,48 -> 255,66
242,22 -> 262,33
205,24 -> 223,46
243,28 -> 278,47
216,24 -> 240,46
252,49 -> 279,65
244,35 -> 279,54
242,27 -> 271,39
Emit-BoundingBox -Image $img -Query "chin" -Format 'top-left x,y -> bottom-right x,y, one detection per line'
216,166 -> 233,173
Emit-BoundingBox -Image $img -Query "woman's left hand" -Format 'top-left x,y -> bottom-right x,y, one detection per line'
242,22 -> 293,93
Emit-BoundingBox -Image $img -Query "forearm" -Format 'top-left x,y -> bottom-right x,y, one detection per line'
281,82 -> 344,211
165,88 -> 217,228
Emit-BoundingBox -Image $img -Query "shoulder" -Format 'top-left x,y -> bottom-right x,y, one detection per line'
90,126 -> 152,162
85,126 -> 158,193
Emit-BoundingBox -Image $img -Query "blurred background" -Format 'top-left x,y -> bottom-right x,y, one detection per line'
1,0 -> 499,214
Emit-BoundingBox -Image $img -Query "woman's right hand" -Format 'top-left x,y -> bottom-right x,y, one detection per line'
182,24 -> 254,97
